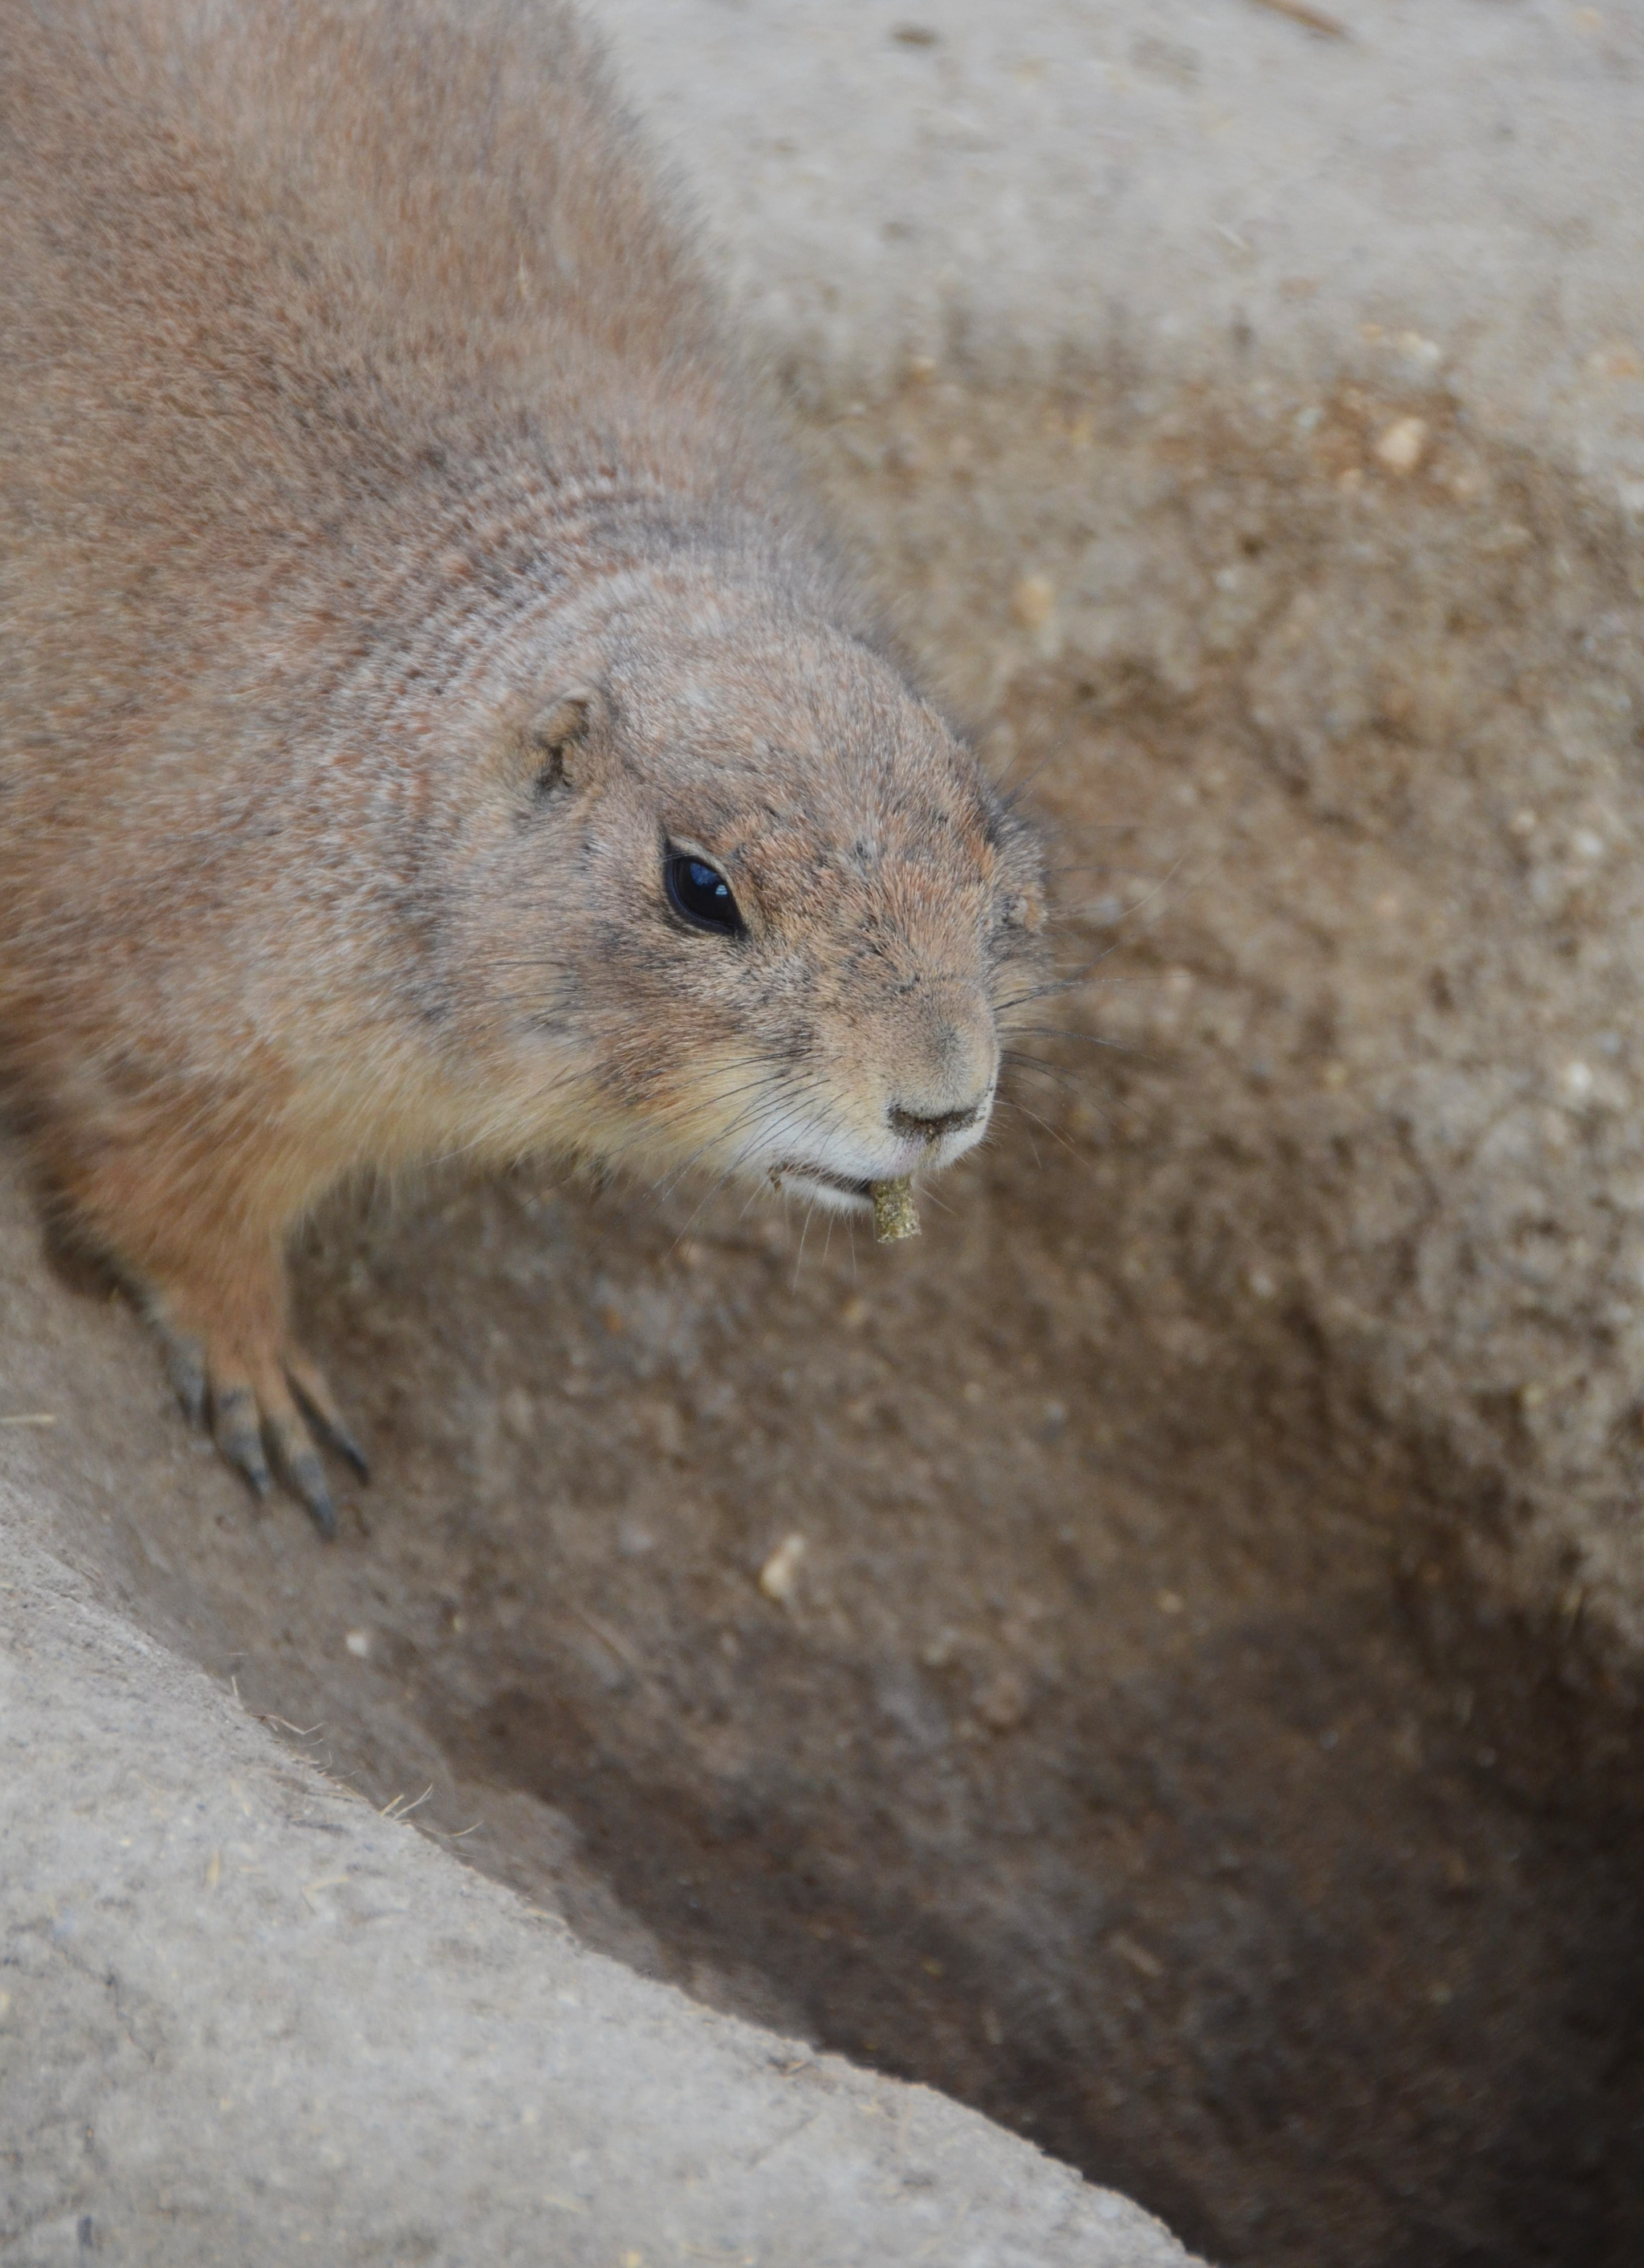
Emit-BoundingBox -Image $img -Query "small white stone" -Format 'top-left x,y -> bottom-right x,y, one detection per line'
1373,416 -> 1428,474
1009,571 -> 1056,630
758,1533 -> 806,1605
344,1629 -> 372,1659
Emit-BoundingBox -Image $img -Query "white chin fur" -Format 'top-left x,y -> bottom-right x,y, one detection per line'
774,1169 -> 876,1216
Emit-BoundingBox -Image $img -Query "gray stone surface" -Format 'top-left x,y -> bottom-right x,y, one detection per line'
0,1495 -> 1190,2267
592,0 -> 1644,495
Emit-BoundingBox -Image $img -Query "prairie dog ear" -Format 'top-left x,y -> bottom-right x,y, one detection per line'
513,685 -> 608,797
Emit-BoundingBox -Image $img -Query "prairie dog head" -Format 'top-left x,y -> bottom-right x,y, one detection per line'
442,592 -> 1045,1219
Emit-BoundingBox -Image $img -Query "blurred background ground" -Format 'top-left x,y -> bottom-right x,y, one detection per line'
6,4 -> 1644,2264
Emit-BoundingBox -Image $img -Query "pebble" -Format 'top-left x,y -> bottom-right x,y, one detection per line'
758,1533 -> 807,1605
1010,572 -> 1056,630
976,1668 -> 1029,1731
1374,416 -> 1428,474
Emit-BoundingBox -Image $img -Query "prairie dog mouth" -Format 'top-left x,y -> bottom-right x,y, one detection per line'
771,1163 -> 877,1211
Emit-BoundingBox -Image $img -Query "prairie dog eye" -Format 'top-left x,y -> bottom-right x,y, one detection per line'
665,849 -> 745,937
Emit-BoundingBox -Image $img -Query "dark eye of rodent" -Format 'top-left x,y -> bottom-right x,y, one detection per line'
665,850 -> 744,937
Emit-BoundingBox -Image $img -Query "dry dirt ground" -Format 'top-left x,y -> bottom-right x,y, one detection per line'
8,358 -> 1644,2266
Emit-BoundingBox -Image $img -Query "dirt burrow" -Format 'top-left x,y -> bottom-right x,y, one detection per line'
6,372 -> 1644,2266
815,368 -> 1644,1663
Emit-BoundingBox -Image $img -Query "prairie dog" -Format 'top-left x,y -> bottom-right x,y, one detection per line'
0,0 -> 1044,1532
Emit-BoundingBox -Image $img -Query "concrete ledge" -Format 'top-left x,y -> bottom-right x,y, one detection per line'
0,1493 -> 1192,2267
593,0 -> 1644,500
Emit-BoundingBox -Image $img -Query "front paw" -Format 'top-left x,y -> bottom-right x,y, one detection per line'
159,1322 -> 368,1540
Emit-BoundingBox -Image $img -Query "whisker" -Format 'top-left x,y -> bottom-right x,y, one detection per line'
992,718 -> 1073,804
648,1082 -> 788,1208
998,1095 -> 1082,1161
992,944 -> 1127,1012
661,1101 -> 805,1248
791,1197 -> 818,1291
1004,1026 -> 1141,1054
995,967 -> 1133,1012
1095,851 -> 1195,926
986,709 -> 1057,792
1000,1053 -> 1106,1102
995,1099 -> 1044,1174
643,1086 -> 810,1240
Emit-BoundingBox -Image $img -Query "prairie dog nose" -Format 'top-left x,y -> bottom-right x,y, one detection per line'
887,1003 -> 996,1146
888,1096 -> 987,1144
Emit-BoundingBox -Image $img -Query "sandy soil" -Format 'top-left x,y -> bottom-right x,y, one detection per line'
8,364 -> 1644,2265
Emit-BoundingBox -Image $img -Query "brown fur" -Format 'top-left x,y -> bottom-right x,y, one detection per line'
0,0 -> 1044,1527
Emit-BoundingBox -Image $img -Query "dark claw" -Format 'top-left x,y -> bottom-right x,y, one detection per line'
215,1390 -> 272,1499
269,1410 -> 343,1539
323,1419 -> 370,1485
288,1377 -> 370,1482
165,1339 -> 208,1427
288,1449 -> 337,1541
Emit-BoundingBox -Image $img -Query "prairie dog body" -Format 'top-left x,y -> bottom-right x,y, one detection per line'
0,0 -> 1044,1529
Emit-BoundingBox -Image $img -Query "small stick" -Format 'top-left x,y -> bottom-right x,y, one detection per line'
872,1178 -> 921,1244
1247,0 -> 1350,38
573,1604 -> 646,1676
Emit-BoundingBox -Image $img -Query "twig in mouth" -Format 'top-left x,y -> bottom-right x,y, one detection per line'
871,1177 -> 921,1244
